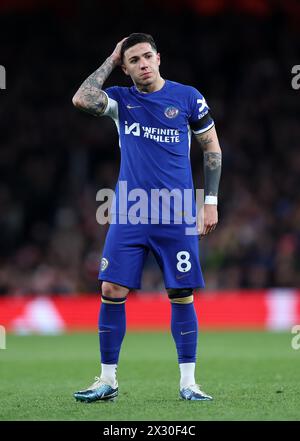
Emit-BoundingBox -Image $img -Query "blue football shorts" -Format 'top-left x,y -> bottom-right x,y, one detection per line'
98,221 -> 205,290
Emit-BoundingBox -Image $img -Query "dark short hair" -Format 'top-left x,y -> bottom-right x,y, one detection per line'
121,33 -> 157,62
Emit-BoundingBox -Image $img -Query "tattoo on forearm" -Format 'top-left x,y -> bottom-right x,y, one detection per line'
204,152 -> 222,170
74,57 -> 115,115
204,152 -> 222,196
197,134 -> 213,149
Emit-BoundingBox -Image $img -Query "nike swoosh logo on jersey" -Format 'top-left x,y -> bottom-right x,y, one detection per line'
126,105 -> 142,109
181,330 -> 196,336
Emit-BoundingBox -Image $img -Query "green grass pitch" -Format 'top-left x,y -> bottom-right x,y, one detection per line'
0,330 -> 299,421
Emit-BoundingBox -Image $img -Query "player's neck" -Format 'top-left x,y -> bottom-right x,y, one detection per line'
135,76 -> 165,94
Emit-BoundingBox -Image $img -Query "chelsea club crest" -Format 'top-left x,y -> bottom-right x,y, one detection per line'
101,258 -> 109,271
164,106 -> 179,119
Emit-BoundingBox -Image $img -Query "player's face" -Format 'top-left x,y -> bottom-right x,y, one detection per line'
122,43 -> 161,88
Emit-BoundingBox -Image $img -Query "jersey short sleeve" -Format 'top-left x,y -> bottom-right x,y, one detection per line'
101,86 -> 119,120
188,87 -> 215,134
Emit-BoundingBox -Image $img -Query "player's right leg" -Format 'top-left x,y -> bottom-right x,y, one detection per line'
74,222 -> 148,403
74,281 -> 128,403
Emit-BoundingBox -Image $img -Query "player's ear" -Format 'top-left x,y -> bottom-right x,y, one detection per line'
121,64 -> 129,76
156,52 -> 161,66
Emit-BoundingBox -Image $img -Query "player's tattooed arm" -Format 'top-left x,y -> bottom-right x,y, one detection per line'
195,125 -> 222,198
195,125 -> 222,235
72,37 -> 127,116
72,58 -> 116,116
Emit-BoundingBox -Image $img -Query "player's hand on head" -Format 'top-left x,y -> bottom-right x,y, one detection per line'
110,37 -> 128,66
198,204 -> 218,237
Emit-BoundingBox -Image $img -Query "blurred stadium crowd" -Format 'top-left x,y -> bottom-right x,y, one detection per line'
0,1 -> 299,295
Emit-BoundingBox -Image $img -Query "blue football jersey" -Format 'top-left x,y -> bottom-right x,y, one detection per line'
102,80 -> 214,223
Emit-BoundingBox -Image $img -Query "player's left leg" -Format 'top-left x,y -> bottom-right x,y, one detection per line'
149,223 -> 212,401
167,288 -> 212,401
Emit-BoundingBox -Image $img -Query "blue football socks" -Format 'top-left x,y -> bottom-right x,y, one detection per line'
171,302 -> 198,364
98,295 -> 126,365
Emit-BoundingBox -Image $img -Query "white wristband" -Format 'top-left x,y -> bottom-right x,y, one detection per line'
204,195 -> 218,205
